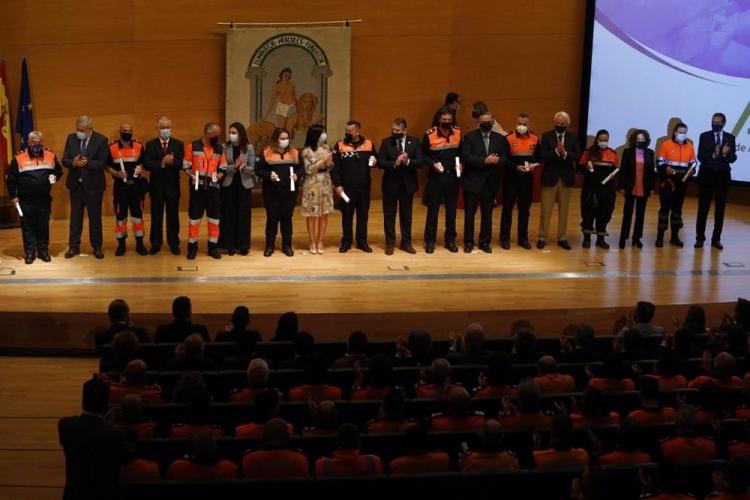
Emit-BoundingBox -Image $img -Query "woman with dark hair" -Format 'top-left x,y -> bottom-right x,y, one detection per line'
219,122 -> 255,255
578,129 -> 619,249
471,101 -> 507,135
255,128 -> 304,257
272,311 -> 299,342
618,129 -> 655,249
301,124 -> 334,254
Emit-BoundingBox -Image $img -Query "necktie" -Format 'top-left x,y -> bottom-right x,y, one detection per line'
79,140 -> 86,155
162,141 -> 168,154
715,133 -> 721,147
483,134 -> 490,153
557,134 -> 563,144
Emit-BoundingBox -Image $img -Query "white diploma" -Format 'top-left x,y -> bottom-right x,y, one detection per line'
341,191 -> 350,203
194,171 -> 199,191
682,164 -> 696,183
289,166 -> 295,192
368,155 -> 376,167
15,201 -> 23,217
455,157 -> 462,178
49,174 -> 56,185
601,168 -> 620,185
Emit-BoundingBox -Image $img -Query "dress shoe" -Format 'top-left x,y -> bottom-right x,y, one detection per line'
239,249 -> 249,256
263,247 -> 274,257
228,249 -> 236,256
170,246 -> 181,256
445,243 -> 458,253
339,244 -> 350,253
463,243 -> 474,254
208,247 -> 222,259
64,247 -> 80,259
385,245 -> 394,256
618,239 -> 626,249
149,246 -> 161,255
425,245 -> 435,254
282,246 -> 294,257
500,241 -> 511,250
400,243 -> 417,254
694,240 -> 704,249
633,239 -> 643,249
519,241 -> 532,250
558,240 -> 572,250
595,237 -> 610,250
317,244 -> 325,255
536,240 -> 545,250
357,243 -> 373,253
115,239 -> 126,256
24,253 -> 35,265
582,235 -> 591,249
669,236 -> 684,248
135,237 -> 148,256
479,244 -> 492,254
711,240 -> 724,250
38,251 -> 51,262
187,243 -> 198,260
93,247 -> 104,259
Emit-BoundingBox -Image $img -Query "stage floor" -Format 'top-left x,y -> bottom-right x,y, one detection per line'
0,190 -> 747,350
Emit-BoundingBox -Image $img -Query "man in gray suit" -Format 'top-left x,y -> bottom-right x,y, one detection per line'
62,116 -> 109,259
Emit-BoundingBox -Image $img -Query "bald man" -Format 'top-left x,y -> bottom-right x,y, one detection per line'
107,123 -> 148,256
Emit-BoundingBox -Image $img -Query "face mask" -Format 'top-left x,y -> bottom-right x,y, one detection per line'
29,144 -> 44,156
159,128 -> 171,140
392,132 -> 404,139
319,132 -> 327,144
440,122 -> 452,131
209,136 -> 220,147
554,125 -> 567,134
711,123 -> 723,133
344,133 -> 354,143
479,122 -> 493,133
636,140 -> 646,149
228,133 -> 239,144
120,132 -> 133,142
675,133 -> 687,143
516,125 -> 528,135
75,131 -> 86,141
598,141 -> 608,149
278,139 -> 290,149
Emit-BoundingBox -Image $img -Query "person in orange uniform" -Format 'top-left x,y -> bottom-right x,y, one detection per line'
255,127 -> 303,257
500,113 -> 539,250
660,405 -> 718,464
106,123 -> 148,256
533,355 -> 576,394
532,414 -> 589,469
578,129 -> 619,249
422,106 -> 462,253
430,387 -> 485,431
166,431 -> 238,480
182,122 -> 228,260
242,418 -> 309,478
598,417 -> 652,465
459,419 -> 520,472
6,130 -> 63,264
314,423 -> 383,476
656,122 -> 696,248
389,425 -> 450,474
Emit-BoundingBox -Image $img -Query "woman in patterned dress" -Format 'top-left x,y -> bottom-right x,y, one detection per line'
301,125 -> 334,254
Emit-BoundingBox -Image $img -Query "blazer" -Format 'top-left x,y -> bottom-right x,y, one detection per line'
62,131 -> 109,193
222,143 -> 257,189
377,134 -> 424,194
461,129 -> 509,194
537,129 -> 581,187
618,147 -> 655,196
58,413 -> 131,500
143,136 -> 185,195
697,130 -> 737,174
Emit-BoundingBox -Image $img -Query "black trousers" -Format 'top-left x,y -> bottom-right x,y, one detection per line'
695,170 -> 730,243
383,183 -> 414,246
580,183 -> 616,236
219,176 -> 252,251
19,196 -> 51,255
500,173 -> 533,243
657,177 -> 687,234
113,183 -> 145,240
424,180 -> 458,246
68,186 -> 103,248
619,194 -> 648,242
149,180 -> 180,249
340,186 -> 370,246
263,186 -> 296,249
463,183 -> 494,246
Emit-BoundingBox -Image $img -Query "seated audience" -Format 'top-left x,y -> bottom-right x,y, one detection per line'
169,391 -> 222,438
706,455 -> 750,500
430,387 -> 485,431
417,358 -> 458,398
333,330 -> 369,368
628,377 -> 678,424
511,328 -> 543,364
271,311 -> 299,342
389,425 -> 450,474
113,394 -> 156,439
235,389 -> 293,438
351,354 -> 394,400
571,387 -> 620,428
288,354 -> 343,401
166,431 -> 239,480
95,299 -> 150,354
230,358 -> 271,402
447,323 -> 490,366
618,328 -> 651,362
534,355 -> 576,394
395,330 -> 434,366
728,419 -> 750,459
154,296 -> 210,343
618,301 -> 664,338
683,305 -> 709,336
672,328 -> 703,359
558,324 -> 603,363
215,305 -> 261,345
120,456 -> 160,483
695,381 -> 729,424
164,334 -> 217,371
314,423 -> 383,476
533,414 -> 589,469
100,330 -> 140,373
241,418 -> 310,478
304,400 -> 340,436
106,359 -> 162,405
660,405 -> 718,464
588,354 -> 636,392
474,352 -> 517,398
689,352 -> 742,389
598,417 -> 652,465
459,419 -> 519,472
500,379 -> 553,430
279,331 -> 316,369
648,351 -> 688,391
367,389 -> 418,433
172,371 -> 208,404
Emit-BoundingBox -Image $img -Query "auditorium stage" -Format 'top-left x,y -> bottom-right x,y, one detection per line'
0,191 -> 747,353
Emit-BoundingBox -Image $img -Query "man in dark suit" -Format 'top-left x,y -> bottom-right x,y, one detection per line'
377,117 -> 424,255
536,111 -> 581,250
58,376 -> 131,500
94,299 -> 150,354
62,115 -> 110,259
154,295 -> 210,343
461,111 -> 508,253
695,112 -> 737,250
143,116 -> 184,255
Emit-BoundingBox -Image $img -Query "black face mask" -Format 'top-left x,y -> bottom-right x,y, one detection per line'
440,122 -> 452,131
120,132 -> 133,142
209,136 -> 220,147
636,141 -> 647,149
344,133 -> 355,143
479,122 -> 493,133
711,123 -> 723,133
554,125 -> 567,134
392,132 -> 404,140
29,144 -> 44,157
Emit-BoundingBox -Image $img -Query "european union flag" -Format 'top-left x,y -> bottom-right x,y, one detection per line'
15,58 -> 33,151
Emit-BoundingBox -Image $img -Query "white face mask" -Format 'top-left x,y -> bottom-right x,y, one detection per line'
279,139 -> 290,149
598,141 -> 608,149
228,133 -> 239,144
675,133 -> 687,143
516,125 -> 528,135
319,132 -> 327,144
75,131 -> 87,140
159,128 -> 171,140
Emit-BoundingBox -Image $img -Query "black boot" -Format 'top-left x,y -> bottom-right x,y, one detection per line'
135,236 -> 148,256
655,230 -> 664,248
582,234 -> 591,248
669,230 -> 684,248
115,238 -> 126,256
208,243 -> 222,259
596,236 -> 610,250
187,242 -> 198,260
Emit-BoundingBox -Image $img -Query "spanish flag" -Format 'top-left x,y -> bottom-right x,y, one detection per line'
0,59 -> 12,173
